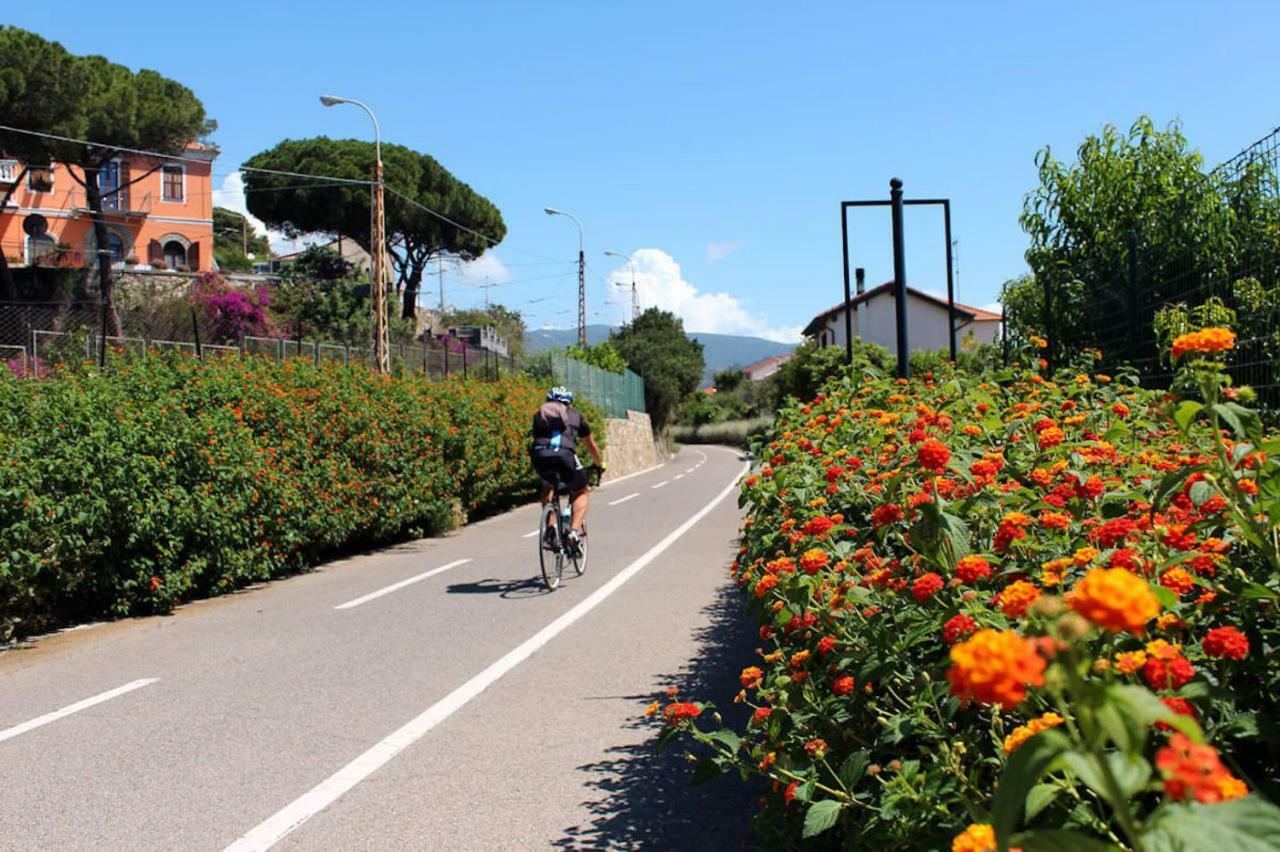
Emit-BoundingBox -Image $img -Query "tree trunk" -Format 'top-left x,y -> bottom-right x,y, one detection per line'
401,264 -> 423,320
81,163 -> 121,338
0,165 -> 29,301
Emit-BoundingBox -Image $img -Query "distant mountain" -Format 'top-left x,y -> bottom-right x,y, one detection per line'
526,325 -> 796,383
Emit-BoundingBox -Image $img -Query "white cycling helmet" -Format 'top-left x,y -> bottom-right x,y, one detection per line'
547,386 -> 575,404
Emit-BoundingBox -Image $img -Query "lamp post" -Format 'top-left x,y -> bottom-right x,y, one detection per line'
603,250 -> 638,322
545,207 -> 586,347
321,94 -> 388,373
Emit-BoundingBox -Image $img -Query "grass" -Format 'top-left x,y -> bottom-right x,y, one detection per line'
671,416 -> 773,447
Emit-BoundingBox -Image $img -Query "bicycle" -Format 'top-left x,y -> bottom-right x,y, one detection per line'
537,465 -> 600,591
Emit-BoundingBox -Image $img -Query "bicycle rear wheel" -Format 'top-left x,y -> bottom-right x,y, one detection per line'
539,502 -> 563,591
570,522 -> 587,576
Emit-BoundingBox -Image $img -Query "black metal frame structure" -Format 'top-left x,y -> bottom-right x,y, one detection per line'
840,180 -> 956,378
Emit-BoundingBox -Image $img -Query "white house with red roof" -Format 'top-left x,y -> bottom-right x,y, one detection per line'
802,281 -> 1002,353
741,353 -> 793,382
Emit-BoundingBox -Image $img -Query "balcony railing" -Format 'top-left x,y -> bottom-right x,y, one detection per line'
0,161 -> 17,184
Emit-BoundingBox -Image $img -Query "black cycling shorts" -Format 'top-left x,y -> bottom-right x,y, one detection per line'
531,449 -> 588,493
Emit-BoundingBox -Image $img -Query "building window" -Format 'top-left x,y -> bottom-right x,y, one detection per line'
163,240 -> 187,270
103,233 -> 125,264
27,166 -> 54,192
161,165 -> 184,202
99,161 -> 121,211
27,234 -> 57,264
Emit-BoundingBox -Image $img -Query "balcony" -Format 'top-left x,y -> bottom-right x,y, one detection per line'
0,160 -> 17,184
75,191 -> 152,219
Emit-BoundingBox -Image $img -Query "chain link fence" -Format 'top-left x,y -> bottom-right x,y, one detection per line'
0,291 -> 514,381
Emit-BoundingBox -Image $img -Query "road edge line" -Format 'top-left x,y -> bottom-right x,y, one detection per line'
224,461 -> 747,851
0,678 -> 158,744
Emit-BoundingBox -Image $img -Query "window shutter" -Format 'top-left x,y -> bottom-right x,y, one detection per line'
188,241 -> 200,271
148,239 -> 163,266
118,161 -> 131,209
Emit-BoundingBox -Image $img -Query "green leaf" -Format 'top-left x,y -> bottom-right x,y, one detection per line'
1097,684 -> 1203,748
1025,783 -> 1061,821
690,756 -> 724,786
1151,584 -> 1179,611
1146,796 -> 1280,852
1173,400 -> 1203,431
1216,402 -> 1262,440
993,729 -> 1072,848
838,750 -> 870,789
1240,582 -> 1280,601
707,729 -> 741,752
1188,479 -> 1217,507
802,799 -> 844,838
1060,751 -> 1151,801
1011,829 -> 1119,851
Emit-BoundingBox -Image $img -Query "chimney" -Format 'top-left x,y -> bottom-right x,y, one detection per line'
854,267 -> 865,296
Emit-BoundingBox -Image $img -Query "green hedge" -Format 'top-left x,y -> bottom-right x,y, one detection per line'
0,355 -> 591,640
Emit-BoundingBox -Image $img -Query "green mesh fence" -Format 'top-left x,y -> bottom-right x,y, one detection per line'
549,352 -> 645,419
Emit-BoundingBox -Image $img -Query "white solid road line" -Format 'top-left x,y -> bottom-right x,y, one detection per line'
0,678 -> 158,744
607,492 -> 639,506
521,530 -> 540,539
333,559 -> 473,610
651,480 -> 669,490
685,468 -> 695,474
224,460 -> 749,852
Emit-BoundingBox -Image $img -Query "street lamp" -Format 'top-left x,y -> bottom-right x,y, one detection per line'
545,207 -> 586,347
603,250 -> 638,322
321,94 -> 388,373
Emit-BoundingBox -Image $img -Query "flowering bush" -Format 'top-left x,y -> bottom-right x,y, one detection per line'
660,334 -> 1280,849
0,354 -> 590,639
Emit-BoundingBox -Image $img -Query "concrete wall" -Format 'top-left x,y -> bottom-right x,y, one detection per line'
602,410 -> 664,480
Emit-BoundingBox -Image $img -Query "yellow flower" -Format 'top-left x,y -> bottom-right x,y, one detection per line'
1115,650 -> 1148,674
1067,567 -> 1160,634
1003,712 -> 1066,754
953,823 -> 996,852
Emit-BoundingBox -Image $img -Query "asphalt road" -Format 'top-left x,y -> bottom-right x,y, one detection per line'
0,445 -> 759,851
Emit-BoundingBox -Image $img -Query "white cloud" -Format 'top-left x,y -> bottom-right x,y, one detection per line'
212,171 -> 311,257
605,249 -> 802,343
449,252 -> 512,285
705,240 -> 743,262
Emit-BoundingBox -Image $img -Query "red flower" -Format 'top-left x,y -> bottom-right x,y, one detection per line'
912,572 -> 944,603
817,635 -> 837,656
1156,732 -> 1247,803
663,702 -> 702,725
750,707 -> 772,726
1143,654 -> 1195,691
1203,626 -> 1249,660
872,503 -> 905,527
832,674 -> 856,696
943,613 -> 977,645
1090,517 -> 1137,548
917,438 -> 951,473
783,781 -> 800,804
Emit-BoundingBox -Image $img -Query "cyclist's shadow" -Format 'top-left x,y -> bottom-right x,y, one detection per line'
445,577 -> 550,600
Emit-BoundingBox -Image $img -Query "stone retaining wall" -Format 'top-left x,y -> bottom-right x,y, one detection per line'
602,410 -> 664,480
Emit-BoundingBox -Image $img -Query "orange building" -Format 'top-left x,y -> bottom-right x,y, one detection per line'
0,145 -> 216,273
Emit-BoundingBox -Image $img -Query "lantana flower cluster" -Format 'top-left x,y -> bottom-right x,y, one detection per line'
663,341 -> 1279,849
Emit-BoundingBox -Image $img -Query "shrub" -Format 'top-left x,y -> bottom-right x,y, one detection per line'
0,355 -> 573,639
660,336 -> 1280,849
672,416 -> 773,447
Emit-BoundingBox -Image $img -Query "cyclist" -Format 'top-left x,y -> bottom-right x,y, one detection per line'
530,386 -> 604,551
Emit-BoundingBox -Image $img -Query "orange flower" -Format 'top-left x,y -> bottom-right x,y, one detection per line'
1002,712 -> 1066,753
740,666 -> 764,689
952,823 -> 996,852
799,548 -> 831,575
997,581 -> 1041,618
1156,732 -> 1247,803
1171,327 -> 1236,359
1115,650 -> 1148,675
1068,567 -> 1160,634
948,629 -> 1046,710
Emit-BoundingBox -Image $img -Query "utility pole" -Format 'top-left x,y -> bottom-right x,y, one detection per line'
482,276 -> 493,309
604,249 -> 638,323
370,154 -> 389,373
320,94 -> 388,373
438,254 -> 446,316
546,207 -> 586,346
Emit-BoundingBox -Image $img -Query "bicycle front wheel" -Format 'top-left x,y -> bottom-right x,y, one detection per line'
539,502 -> 563,591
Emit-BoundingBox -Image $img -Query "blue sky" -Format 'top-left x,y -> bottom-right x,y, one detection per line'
9,2 -> 1280,340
